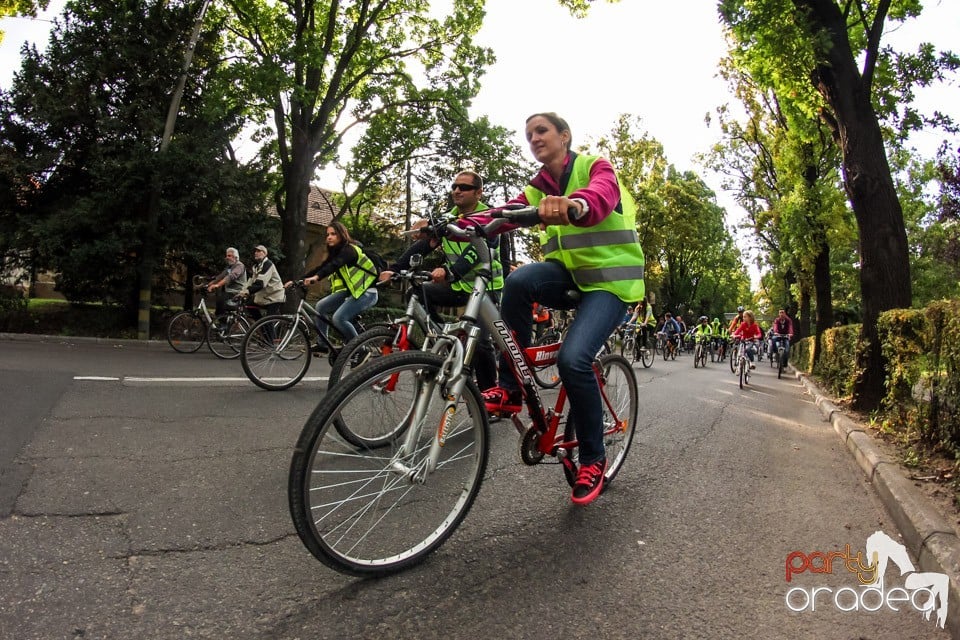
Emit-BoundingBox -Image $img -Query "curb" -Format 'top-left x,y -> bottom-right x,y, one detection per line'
796,370 -> 960,638
0,332 -> 166,350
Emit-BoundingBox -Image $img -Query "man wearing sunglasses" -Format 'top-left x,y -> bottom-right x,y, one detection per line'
379,171 -> 503,390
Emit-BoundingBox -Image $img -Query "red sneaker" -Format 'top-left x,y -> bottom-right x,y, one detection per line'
571,458 -> 607,505
482,386 -> 522,417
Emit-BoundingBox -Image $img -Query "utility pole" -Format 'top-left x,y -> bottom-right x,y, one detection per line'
138,0 -> 213,339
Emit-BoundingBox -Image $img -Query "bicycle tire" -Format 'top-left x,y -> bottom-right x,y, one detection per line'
288,351 -> 489,577
638,338 -> 653,368
597,354 -> 638,486
206,314 -> 251,359
729,345 -> 737,374
739,358 -> 746,389
777,348 -> 785,379
166,310 -> 206,353
693,344 -> 701,368
240,316 -> 311,391
532,332 -> 562,389
328,325 -> 402,390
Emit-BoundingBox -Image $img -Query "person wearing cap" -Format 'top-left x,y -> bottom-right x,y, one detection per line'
728,306 -> 745,334
239,245 -> 285,318
288,221 -> 378,355
377,170 -> 501,390
206,247 -> 246,314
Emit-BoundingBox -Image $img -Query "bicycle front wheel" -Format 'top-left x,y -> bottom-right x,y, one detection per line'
328,325 -> 401,390
638,338 -> 653,368
729,347 -> 737,374
207,315 -> 251,359
533,332 -> 562,389
778,349 -> 785,379
739,358 -> 747,389
241,316 -> 311,391
166,311 -> 206,353
289,351 -> 489,576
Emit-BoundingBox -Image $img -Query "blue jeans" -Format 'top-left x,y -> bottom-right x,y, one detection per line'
745,340 -> 758,362
498,261 -> 627,466
313,289 -> 378,342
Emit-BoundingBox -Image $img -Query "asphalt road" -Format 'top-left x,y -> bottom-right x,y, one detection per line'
0,338 -> 948,639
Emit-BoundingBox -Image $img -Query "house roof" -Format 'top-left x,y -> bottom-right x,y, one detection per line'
306,186 -> 337,227
269,185 -> 338,228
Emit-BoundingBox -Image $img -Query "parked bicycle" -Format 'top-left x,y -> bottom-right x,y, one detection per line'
166,280 -> 254,359
287,206 -> 638,576
239,282 -> 370,391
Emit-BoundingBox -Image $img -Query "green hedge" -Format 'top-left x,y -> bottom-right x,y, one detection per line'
795,299 -> 960,464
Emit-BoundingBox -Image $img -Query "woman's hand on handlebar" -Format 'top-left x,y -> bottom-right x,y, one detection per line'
537,195 -> 582,226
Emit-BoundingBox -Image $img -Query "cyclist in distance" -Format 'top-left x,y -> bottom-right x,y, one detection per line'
480,112 -> 645,505
206,247 -> 246,314
660,312 -> 682,352
732,309 -> 763,369
771,308 -> 795,364
710,316 -> 728,359
627,298 -> 656,346
728,306 -> 745,334
287,221 -> 379,355
378,171 -> 502,390
238,245 -> 285,319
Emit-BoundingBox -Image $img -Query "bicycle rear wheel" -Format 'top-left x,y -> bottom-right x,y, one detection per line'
597,354 -> 638,486
289,351 -> 489,576
207,314 -> 250,359
241,316 -> 311,390
166,311 -> 206,353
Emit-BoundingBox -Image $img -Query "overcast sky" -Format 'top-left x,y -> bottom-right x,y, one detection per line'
1,0 -> 957,276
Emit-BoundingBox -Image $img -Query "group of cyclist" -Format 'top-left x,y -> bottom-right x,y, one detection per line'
203,111 -> 797,508
608,300 -> 795,370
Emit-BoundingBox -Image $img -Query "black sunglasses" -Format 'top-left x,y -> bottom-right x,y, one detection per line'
451,183 -> 478,192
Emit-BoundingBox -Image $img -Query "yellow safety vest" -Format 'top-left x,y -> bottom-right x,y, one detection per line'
525,153 -> 645,303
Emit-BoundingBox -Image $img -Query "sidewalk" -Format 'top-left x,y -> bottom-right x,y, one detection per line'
0,331 -> 167,349
795,368 -> 960,638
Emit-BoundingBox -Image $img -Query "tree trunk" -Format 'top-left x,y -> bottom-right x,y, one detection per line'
812,239 -> 832,366
798,0 -> 912,410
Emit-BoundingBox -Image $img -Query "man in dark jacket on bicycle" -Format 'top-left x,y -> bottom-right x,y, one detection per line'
771,308 -> 795,366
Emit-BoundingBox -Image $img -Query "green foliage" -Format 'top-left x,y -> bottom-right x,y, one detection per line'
0,1 -> 276,318
226,0 -> 494,280
595,114 -> 750,317
811,324 -> 863,398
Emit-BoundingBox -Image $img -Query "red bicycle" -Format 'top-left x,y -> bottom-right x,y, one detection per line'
288,207 -> 639,576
